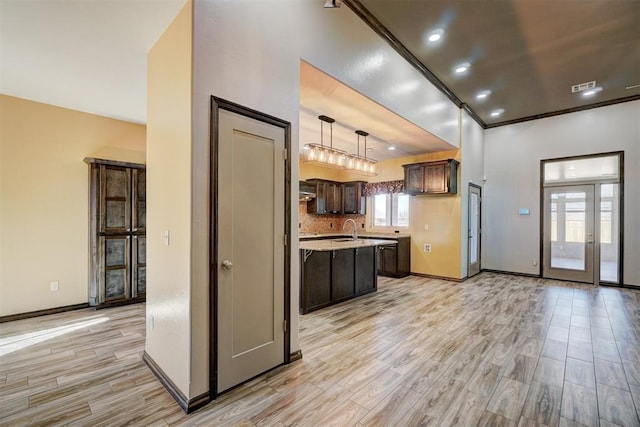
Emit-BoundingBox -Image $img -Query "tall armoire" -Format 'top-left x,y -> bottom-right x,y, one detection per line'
84,158 -> 146,308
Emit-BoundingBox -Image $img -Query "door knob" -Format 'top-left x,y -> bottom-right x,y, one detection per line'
221,260 -> 233,270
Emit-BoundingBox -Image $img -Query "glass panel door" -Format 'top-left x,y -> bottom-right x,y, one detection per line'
468,184 -> 481,277
543,185 -> 595,283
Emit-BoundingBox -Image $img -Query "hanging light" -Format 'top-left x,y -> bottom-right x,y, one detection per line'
303,115 -> 347,169
346,130 -> 377,176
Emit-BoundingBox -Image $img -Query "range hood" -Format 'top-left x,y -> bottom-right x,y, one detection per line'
299,181 -> 316,202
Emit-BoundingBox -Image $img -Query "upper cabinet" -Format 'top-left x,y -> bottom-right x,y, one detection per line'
305,179 -> 366,215
326,182 -> 342,214
342,181 -> 366,215
402,159 -> 459,195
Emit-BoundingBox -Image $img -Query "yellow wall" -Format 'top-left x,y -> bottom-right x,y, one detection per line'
371,149 -> 463,279
300,149 -> 462,279
0,95 -> 145,316
370,150 -> 462,278
145,0 -> 194,397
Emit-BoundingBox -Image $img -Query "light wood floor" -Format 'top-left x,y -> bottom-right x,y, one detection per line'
1,272 -> 639,426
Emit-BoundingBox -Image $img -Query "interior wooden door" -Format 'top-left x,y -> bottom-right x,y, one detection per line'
216,108 -> 285,393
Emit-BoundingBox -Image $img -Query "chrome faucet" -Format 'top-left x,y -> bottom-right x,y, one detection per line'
343,218 -> 358,240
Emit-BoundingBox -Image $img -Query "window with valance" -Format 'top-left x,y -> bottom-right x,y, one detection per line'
365,180 -> 409,227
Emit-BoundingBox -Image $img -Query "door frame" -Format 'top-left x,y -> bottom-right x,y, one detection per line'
539,151 -> 624,286
467,183 -> 482,278
209,96 -> 292,398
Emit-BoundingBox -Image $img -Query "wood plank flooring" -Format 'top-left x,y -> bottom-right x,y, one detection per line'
1,272 -> 639,426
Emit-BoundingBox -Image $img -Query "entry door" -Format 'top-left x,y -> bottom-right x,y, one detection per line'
217,108 -> 285,393
543,185 -> 595,283
468,184 -> 481,277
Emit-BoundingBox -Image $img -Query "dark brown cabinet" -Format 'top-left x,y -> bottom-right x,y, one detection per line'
374,236 -> 411,278
305,179 -> 366,215
300,246 -> 378,314
342,181 -> 366,215
326,182 -> 342,214
355,246 -> 376,293
331,249 -> 355,301
402,159 -> 459,195
300,250 -> 332,311
85,158 -> 146,308
306,179 -> 341,214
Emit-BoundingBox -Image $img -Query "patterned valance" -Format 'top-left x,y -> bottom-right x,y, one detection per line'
363,180 -> 405,197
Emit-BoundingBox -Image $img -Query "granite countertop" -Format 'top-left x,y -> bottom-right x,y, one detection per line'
299,238 -> 397,251
299,232 -> 410,240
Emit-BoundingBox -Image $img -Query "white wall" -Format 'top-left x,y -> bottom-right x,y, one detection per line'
459,109 -> 485,278
188,0 -> 461,398
483,100 -> 640,286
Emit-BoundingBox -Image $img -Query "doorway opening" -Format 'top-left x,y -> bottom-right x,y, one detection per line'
541,152 -> 623,285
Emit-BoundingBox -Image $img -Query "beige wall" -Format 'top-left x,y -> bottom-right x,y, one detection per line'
145,0 -> 194,397
0,95 -> 145,316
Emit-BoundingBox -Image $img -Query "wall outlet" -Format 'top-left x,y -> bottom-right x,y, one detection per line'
50,281 -> 59,291
424,243 -> 432,253
424,224 -> 429,231
164,230 -> 170,246
149,315 -> 155,332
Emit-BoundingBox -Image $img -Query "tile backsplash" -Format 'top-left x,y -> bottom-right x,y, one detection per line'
299,202 -> 365,234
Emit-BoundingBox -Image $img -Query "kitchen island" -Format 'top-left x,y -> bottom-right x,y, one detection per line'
299,238 -> 395,314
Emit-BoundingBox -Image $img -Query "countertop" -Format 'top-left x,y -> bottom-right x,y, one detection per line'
299,232 -> 410,240
299,238 -> 397,251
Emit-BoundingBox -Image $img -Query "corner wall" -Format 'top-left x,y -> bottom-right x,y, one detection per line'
189,1 -> 461,399
483,100 -> 640,286
145,0 -> 193,397
0,95 -> 145,316
459,109 -> 485,278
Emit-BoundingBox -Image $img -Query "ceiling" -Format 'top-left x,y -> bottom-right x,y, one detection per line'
0,0 -> 187,124
352,0 -> 640,127
1,0 -> 637,157
299,62 -> 455,162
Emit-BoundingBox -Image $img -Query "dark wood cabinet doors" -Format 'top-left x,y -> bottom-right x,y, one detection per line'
85,158 -> 146,307
305,179 -> 365,215
402,159 -> 459,195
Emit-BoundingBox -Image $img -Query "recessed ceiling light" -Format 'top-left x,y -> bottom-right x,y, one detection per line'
454,62 -> 470,74
475,90 -> 491,100
426,29 -> 444,43
388,146 -> 396,151
490,109 -> 504,117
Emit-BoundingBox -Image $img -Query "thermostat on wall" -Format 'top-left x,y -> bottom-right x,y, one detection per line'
518,208 -> 530,216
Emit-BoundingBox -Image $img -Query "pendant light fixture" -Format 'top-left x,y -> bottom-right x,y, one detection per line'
302,115 -> 347,169
346,130 -> 377,176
